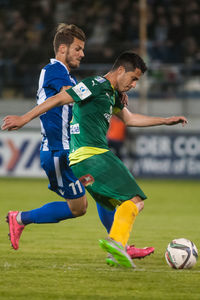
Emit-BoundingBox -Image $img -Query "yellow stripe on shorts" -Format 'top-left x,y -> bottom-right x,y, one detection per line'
69,146 -> 109,166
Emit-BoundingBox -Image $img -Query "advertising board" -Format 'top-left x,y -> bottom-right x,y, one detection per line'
0,131 -> 200,178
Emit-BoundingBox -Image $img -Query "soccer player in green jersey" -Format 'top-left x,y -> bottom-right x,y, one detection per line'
2,51 -> 188,268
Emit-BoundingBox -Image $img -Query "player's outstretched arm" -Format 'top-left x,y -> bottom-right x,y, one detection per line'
1,90 -> 74,131
117,107 -> 188,127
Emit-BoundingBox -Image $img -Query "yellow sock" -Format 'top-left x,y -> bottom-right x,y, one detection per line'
109,200 -> 139,247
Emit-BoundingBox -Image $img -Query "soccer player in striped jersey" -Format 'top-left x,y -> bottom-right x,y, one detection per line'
2,26 -> 154,261
5,24 -> 87,249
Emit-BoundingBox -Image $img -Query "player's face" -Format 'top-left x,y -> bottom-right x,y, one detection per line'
65,37 -> 85,69
116,67 -> 142,92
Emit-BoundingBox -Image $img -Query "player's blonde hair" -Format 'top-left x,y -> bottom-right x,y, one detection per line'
53,23 -> 86,54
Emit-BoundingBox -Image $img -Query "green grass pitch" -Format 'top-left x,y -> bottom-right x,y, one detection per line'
0,178 -> 200,300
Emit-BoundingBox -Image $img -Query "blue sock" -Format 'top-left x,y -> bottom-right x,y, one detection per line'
21,201 -> 74,225
96,202 -> 115,233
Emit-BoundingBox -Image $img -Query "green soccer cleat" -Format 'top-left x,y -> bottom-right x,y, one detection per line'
99,238 -> 136,268
106,253 -> 119,267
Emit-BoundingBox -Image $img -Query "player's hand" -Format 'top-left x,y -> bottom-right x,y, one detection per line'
165,116 -> 188,127
1,115 -> 26,131
119,92 -> 128,107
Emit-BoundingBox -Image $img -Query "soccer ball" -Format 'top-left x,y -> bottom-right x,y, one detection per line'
165,238 -> 198,269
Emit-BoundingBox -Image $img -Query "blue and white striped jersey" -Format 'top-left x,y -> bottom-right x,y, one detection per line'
37,59 -> 77,151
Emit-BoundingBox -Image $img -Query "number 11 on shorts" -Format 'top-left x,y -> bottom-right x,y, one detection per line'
69,180 -> 83,195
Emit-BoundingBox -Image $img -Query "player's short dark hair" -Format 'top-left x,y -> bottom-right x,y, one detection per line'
53,23 -> 86,54
111,51 -> 147,74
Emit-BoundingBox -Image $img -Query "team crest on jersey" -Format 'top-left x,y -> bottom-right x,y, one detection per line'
95,76 -> 106,83
72,82 -> 92,100
70,123 -> 80,134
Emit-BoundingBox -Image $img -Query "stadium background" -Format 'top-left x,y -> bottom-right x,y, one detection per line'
0,0 -> 200,178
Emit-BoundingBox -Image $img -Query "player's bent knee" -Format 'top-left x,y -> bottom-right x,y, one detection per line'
136,201 -> 144,212
130,196 -> 144,212
71,203 -> 87,216
71,207 -> 87,217
67,196 -> 88,217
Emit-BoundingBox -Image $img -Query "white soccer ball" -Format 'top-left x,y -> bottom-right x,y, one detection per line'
165,238 -> 198,269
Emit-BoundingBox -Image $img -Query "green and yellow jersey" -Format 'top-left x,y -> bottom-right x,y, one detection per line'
66,76 -> 123,165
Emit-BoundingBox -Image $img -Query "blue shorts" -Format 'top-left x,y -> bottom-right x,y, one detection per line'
40,150 -> 85,199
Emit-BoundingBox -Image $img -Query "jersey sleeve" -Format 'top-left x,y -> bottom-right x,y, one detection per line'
44,64 -> 74,92
66,77 -> 100,103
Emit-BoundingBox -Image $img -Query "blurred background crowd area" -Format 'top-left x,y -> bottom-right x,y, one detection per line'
0,0 -> 200,99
